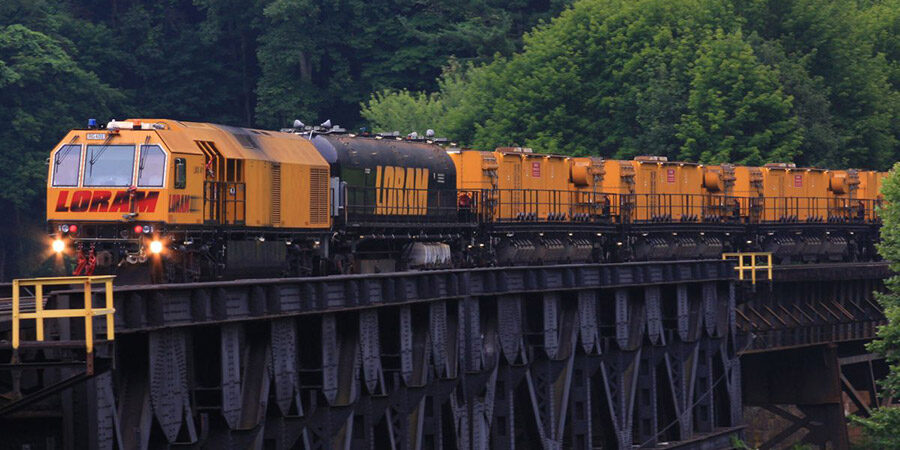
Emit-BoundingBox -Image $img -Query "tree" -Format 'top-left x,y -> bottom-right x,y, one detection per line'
361,90 -> 445,136
195,0 -> 265,126
857,164 -> 900,448
747,35 -> 841,169
254,0 -> 337,128
363,0 -> 750,156
255,0 -> 572,130
742,0 -> 899,169
676,29 -> 801,165
0,24 -> 121,207
109,1 -> 253,125
360,59 -> 507,140
0,24 -> 120,278
361,0 -> 898,169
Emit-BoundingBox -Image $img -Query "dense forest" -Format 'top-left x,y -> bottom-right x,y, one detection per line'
364,0 -> 900,170
0,0 -> 898,278
0,0 -> 568,278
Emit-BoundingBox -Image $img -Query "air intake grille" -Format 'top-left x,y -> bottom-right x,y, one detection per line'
271,164 -> 281,225
310,168 -> 329,224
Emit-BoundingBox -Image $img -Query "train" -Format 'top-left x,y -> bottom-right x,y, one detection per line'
45,118 -> 887,282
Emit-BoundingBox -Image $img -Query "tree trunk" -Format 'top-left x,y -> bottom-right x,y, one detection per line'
299,51 -> 312,83
241,32 -> 253,126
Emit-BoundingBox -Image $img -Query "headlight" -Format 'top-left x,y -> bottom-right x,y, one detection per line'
52,239 -> 65,253
149,240 -> 163,254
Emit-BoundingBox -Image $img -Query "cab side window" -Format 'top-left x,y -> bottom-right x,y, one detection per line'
51,144 -> 82,187
137,145 -> 166,187
174,158 -> 186,189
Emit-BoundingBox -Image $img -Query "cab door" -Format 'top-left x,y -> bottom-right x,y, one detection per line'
196,140 -> 245,225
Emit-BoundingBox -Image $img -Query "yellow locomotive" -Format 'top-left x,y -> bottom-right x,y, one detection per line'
46,119 -> 887,282
48,119 -> 332,281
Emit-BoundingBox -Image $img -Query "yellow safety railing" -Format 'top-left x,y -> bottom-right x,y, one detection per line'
722,252 -> 773,285
12,275 -> 115,355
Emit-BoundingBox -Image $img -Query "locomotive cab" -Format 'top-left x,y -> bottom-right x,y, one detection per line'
47,119 -> 332,281
47,121 -> 188,275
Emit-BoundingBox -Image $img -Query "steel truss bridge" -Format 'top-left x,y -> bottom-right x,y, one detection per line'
0,259 -> 890,449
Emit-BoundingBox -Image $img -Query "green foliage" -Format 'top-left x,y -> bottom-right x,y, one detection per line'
765,0 -> 898,169
676,29 -> 801,165
0,21 -> 122,278
361,90 -> 445,136
254,0 -> 334,127
861,165 -> 900,448
363,0 -> 900,169
254,0 -> 570,129
871,165 -> 900,390
851,406 -> 900,449
730,436 -> 815,450
730,436 -> 755,449
0,23 -> 120,209
360,60 -> 502,140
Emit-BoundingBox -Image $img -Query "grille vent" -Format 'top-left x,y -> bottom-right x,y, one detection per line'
271,163 -> 281,225
310,168 -> 329,224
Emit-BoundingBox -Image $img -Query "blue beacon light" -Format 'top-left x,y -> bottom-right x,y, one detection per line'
88,118 -> 98,129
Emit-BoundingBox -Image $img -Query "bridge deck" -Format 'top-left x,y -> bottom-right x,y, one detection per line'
0,260 -> 890,449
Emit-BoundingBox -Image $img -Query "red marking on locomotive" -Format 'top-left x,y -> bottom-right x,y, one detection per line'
55,190 -> 160,213
794,174 -> 803,188
54,191 -> 70,212
168,194 -> 196,213
531,162 -> 541,177
69,190 -> 92,212
88,191 -> 112,212
667,169 -> 675,183
109,191 -> 131,212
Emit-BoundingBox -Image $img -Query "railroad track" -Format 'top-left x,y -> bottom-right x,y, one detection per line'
0,260 -> 889,326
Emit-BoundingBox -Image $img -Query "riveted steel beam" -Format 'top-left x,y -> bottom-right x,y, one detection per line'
3,260 -> 768,449
634,347 -> 661,447
601,348 -> 641,449
148,329 -> 196,444
645,286 -> 663,346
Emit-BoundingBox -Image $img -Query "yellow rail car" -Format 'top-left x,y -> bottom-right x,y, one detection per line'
568,156 -> 607,221
47,119 -> 330,280
450,147 -> 579,222
858,170 -> 888,219
755,163 -> 833,222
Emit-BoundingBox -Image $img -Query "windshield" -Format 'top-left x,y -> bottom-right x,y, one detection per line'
51,144 -> 82,187
137,145 -> 166,187
83,145 -> 135,187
